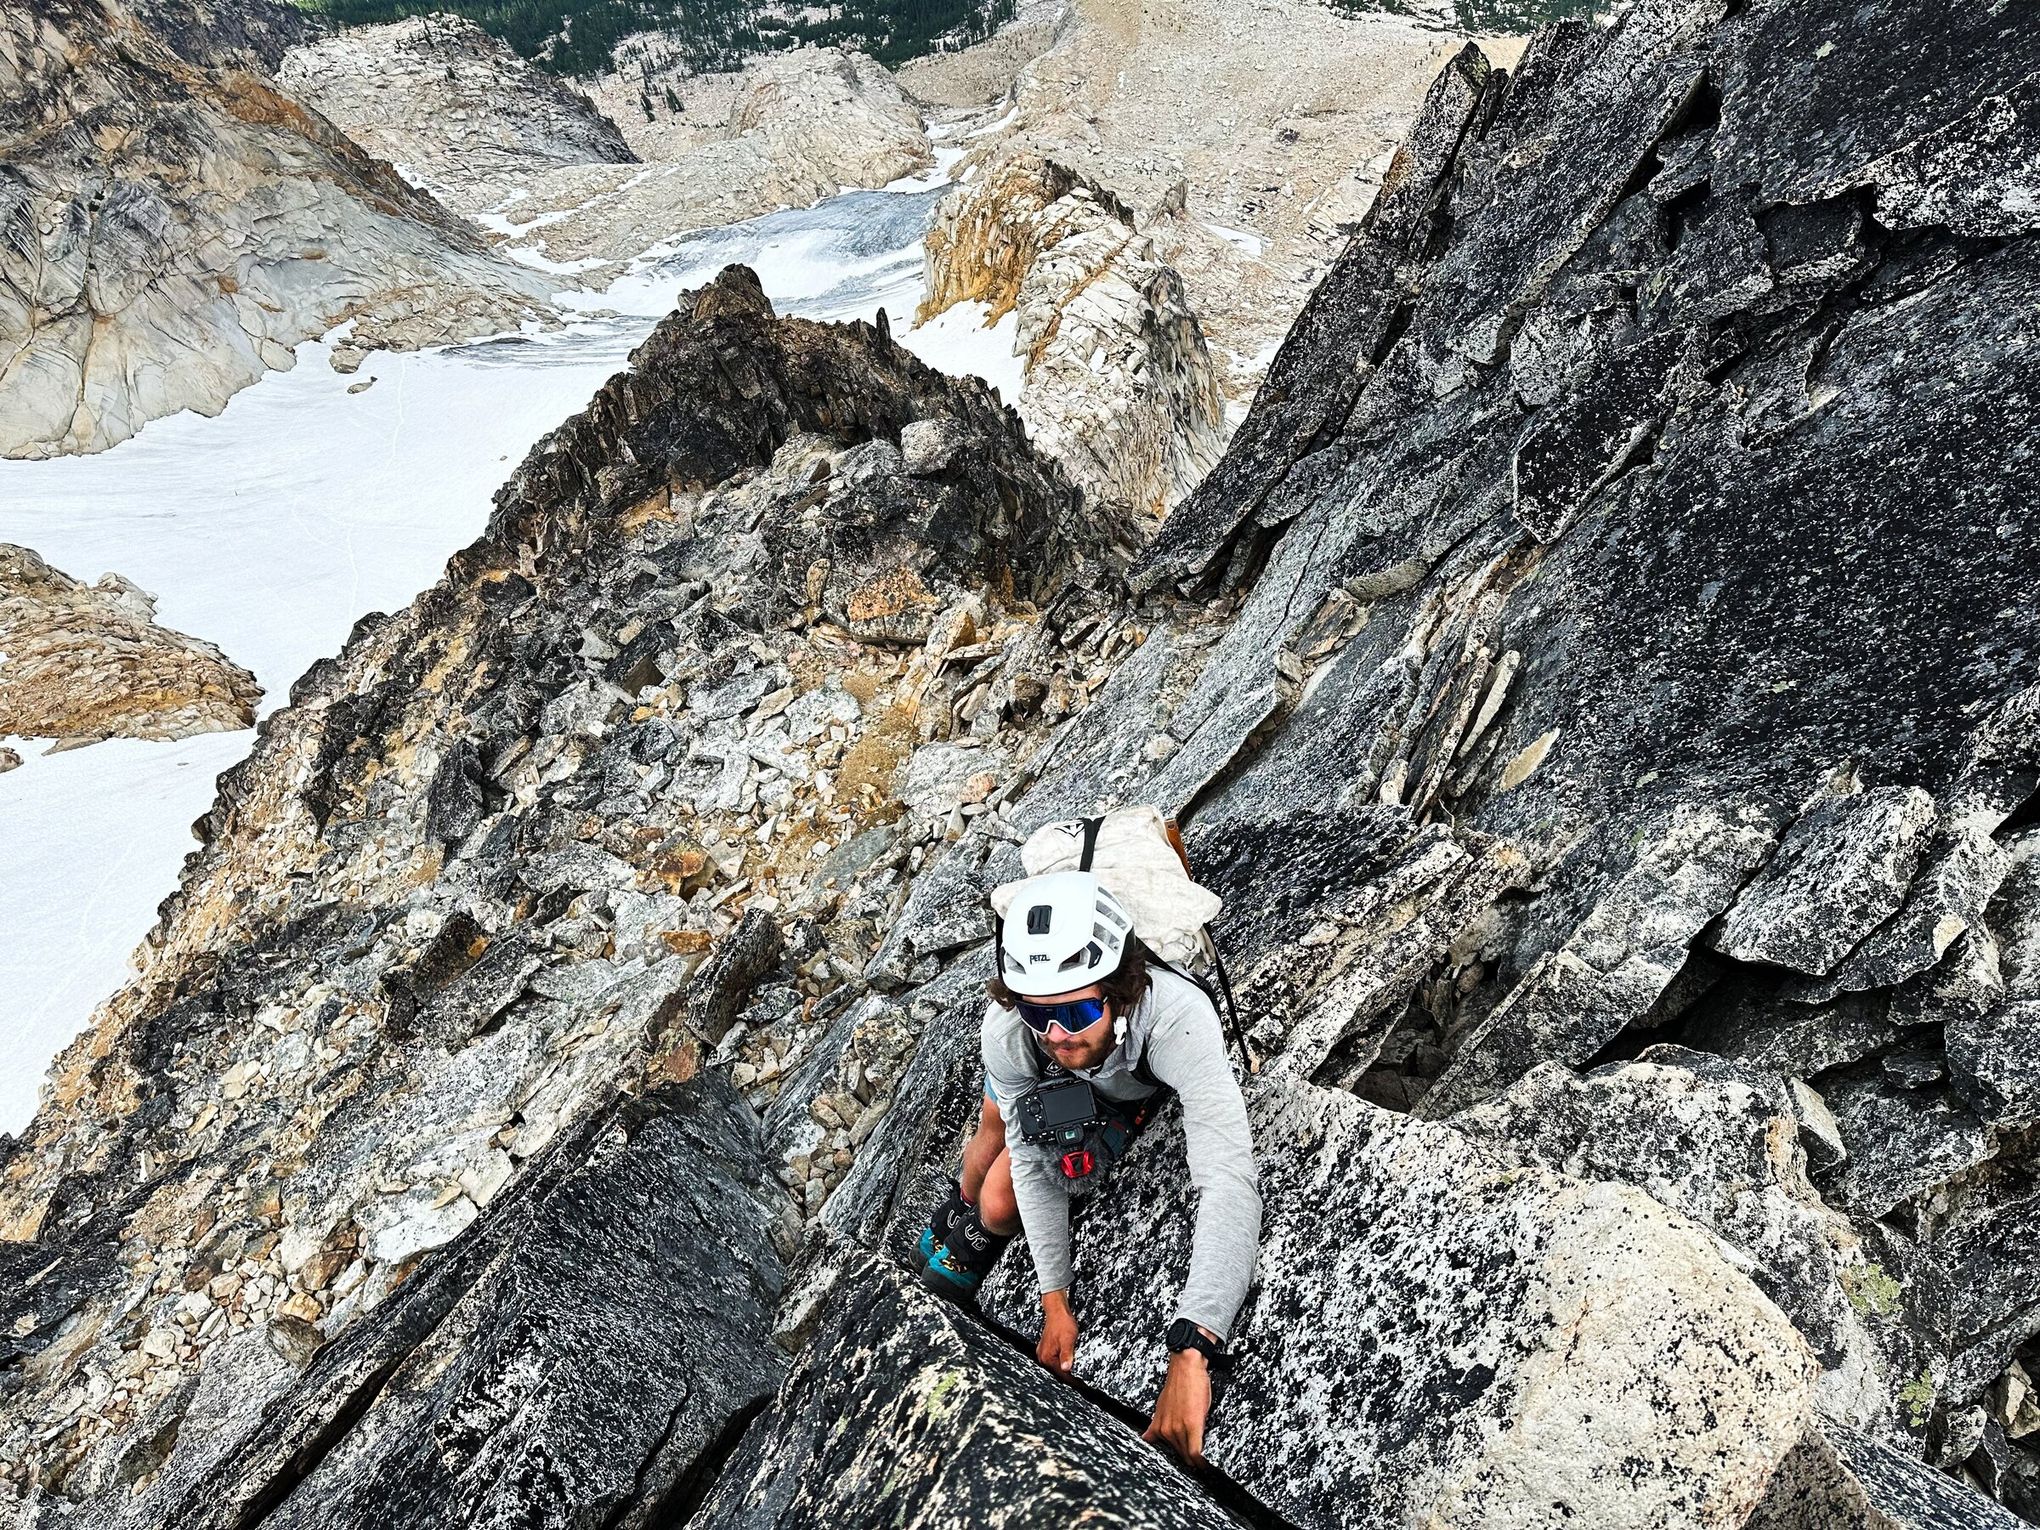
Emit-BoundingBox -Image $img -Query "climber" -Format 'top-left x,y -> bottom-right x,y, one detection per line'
917,870 -> 1261,1467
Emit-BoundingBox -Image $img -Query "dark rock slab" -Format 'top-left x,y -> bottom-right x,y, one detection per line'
1712,0 -> 2040,221
1948,999 -> 2040,1131
1784,827 -> 2012,1004
1947,835 -> 2040,1128
1511,329 -> 1685,541
1411,1 -> 1712,366
692,1254 -> 1239,1530
1747,1423 -> 2029,1529
1814,1066 -> 1996,1218
1930,1161 -> 2040,1404
1713,783 -> 1936,979
1872,73 -> 2040,240
1681,982 -> 1903,1082
688,908 -> 784,1043
1421,801 -> 1776,1114
142,1075 -> 787,1530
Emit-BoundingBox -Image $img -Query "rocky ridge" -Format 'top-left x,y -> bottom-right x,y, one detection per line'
920,154 -> 1223,519
4,1 -> 2040,1527
0,263 -> 1130,1518
0,0 -> 555,458
274,14 -> 638,184
0,545 -> 261,746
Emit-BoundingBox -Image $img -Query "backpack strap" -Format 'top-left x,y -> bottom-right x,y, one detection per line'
1130,1032 -> 1166,1092
1077,814 -> 1104,872
1208,939 -> 1256,1074
1159,956 -> 1257,1078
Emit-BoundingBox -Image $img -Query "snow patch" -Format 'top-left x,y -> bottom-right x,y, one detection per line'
0,179 -> 1025,1136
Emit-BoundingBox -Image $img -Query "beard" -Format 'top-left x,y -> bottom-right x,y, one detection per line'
1045,1029 -> 1114,1069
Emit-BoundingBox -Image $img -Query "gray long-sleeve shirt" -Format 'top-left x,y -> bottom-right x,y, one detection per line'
981,967 -> 1261,1340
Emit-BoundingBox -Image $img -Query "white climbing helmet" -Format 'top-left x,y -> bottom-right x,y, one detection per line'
996,871 -> 1134,997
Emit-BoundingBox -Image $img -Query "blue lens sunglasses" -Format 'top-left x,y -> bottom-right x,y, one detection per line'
1016,996 -> 1109,1035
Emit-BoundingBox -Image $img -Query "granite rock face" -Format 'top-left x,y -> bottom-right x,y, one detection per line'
857,0 -> 2040,1518
431,46 -> 933,277
0,544 -> 261,744
920,154 -> 1224,519
7,0 -> 2040,1526
144,1078 -> 786,1530
276,14 -> 636,183
0,0 -> 552,458
123,0 -> 310,71
695,1254 -> 1240,1530
981,1077 -> 1819,1529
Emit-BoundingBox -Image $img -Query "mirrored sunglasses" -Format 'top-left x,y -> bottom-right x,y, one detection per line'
1016,996 -> 1109,1035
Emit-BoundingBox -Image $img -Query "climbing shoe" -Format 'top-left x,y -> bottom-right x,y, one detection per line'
919,1203 -> 1010,1305
917,1178 -> 973,1262
920,1243 -> 990,1302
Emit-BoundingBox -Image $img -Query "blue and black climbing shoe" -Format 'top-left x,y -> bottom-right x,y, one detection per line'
923,1179 -> 973,1254
919,1203 -> 1010,1305
920,1243 -> 989,1302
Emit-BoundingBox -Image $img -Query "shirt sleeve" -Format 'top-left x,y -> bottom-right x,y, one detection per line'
981,1008 -> 1075,1295
1142,986 -> 1262,1341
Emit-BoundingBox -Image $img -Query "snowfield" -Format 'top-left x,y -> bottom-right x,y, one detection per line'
0,179 -> 1023,1135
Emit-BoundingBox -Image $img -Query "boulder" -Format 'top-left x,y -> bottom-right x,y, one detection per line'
1812,1066 -> 1996,1219
1453,1050 -> 1881,1413
1714,781 -> 1938,979
1947,832 -> 2040,1128
1422,803 -> 1779,1114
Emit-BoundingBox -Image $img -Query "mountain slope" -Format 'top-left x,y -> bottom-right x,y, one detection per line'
0,0 -> 552,458
3,0 -> 2039,1525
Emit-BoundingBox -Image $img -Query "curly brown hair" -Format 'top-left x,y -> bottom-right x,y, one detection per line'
987,933 -> 1154,1015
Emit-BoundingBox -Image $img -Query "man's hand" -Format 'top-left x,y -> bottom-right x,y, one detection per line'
1037,1290 -> 1076,1376
1143,1345 -> 1214,1466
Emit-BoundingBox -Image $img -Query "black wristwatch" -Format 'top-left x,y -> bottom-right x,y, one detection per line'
1165,1317 -> 1224,1363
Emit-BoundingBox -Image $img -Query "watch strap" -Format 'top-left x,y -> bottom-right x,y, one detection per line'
1165,1317 -> 1224,1361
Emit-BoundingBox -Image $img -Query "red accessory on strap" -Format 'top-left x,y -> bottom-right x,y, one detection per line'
1060,1149 -> 1095,1179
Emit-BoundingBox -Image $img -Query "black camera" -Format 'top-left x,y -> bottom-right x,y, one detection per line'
1016,1073 -> 1102,1147
1016,1074 -> 1111,1178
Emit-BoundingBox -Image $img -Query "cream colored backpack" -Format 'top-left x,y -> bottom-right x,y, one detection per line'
991,804 -> 1254,1069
